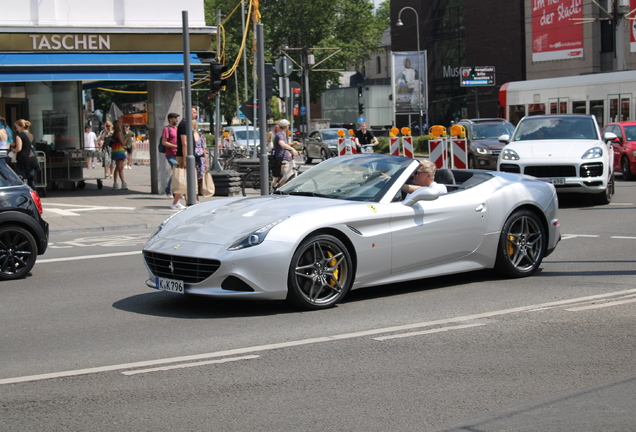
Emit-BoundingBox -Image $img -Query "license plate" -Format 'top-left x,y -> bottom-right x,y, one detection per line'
156,277 -> 184,294
550,178 -> 565,185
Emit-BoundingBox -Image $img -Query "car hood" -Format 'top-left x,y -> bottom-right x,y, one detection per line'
152,195 -> 348,246
507,139 -> 601,158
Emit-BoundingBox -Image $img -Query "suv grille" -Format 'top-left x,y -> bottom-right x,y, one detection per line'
524,165 -> 576,177
144,251 -> 221,283
580,163 -> 603,177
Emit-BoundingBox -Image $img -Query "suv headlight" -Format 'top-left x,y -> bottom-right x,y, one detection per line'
228,218 -> 287,250
582,147 -> 603,159
475,147 -> 491,155
501,148 -> 520,160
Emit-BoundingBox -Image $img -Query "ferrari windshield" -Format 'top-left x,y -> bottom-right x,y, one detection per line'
276,154 -> 411,202
513,116 -> 599,141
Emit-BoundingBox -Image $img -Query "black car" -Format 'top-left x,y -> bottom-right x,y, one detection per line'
454,118 -> 515,169
0,155 -> 49,280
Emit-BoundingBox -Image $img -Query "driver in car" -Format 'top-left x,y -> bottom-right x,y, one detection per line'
401,160 -> 447,198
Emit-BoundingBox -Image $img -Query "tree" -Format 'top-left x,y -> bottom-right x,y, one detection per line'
204,0 -> 385,122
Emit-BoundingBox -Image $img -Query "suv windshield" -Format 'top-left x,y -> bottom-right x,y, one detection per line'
514,117 -> 599,141
472,124 -> 514,140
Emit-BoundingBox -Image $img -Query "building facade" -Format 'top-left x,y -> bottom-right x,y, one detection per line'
0,0 -> 215,193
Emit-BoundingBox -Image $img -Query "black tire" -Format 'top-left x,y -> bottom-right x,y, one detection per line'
0,226 -> 38,281
303,149 -> 313,164
78,181 -> 86,189
97,180 -> 103,190
321,149 -> 328,161
287,234 -> 354,310
621,157 -> 633,181
592,172 -> 614,205
495,210 -> 546,278
241,170 -> 261,196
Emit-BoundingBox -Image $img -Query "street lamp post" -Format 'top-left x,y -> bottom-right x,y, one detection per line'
396,6 -> 424,134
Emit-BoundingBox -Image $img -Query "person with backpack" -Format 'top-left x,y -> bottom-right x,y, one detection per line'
161,113 -> 183,209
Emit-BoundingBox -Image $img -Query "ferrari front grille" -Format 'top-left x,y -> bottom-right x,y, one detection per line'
143,251 -> 221,283
524,165 -> 576,177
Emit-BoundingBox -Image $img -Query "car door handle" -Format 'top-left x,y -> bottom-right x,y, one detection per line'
475,204 -> 485,212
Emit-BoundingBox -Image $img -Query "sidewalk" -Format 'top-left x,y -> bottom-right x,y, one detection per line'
41,164 -> 224,234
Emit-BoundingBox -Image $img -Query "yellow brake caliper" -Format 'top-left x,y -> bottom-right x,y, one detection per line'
326,251 -> 338,287
507,235 -> 515,257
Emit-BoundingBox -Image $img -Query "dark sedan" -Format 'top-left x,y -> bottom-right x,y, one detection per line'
302,128 -> 347,164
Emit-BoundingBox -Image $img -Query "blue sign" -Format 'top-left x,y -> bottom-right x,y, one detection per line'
300,106 -> 306,115
358,116 -> 365,124
237,107 -> 245,119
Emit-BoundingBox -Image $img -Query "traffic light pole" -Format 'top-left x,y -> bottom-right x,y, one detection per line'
212,9 -> 223,171
256,24 -> 269,195
182,11 -> 196,206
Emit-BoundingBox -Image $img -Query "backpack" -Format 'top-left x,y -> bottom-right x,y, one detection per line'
158,127 -> 166,153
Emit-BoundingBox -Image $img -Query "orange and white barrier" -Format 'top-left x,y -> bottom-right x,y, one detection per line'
451,138 -> 467,169
402,136 -> 414,158
338,138 -> 346,156
390,137 -> 400,156
428,138 -> 448,169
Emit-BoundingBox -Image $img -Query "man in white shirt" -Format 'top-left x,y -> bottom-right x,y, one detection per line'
401,159 -> 447,197
84,125 -> 98,168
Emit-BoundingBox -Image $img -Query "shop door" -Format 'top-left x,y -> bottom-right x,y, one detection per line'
3,100 -> 29,128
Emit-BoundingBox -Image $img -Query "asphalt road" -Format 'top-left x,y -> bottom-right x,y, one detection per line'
2,178 -> 636,431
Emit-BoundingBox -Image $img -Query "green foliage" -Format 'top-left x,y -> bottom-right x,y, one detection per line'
204,0 -> 386,121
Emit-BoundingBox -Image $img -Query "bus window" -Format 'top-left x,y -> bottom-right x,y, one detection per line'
573,101 -> 586,114
609,96 -> 619,122
591,100 -> 604,127
621,96 -> 630,121
509,105 -> 525,124
528,103 -> 545,116
549,98 -> 568,114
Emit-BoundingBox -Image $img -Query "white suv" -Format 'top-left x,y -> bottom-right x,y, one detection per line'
497,114 -> 616,205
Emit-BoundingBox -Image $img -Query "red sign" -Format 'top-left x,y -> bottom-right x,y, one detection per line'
531,0 -> 583,62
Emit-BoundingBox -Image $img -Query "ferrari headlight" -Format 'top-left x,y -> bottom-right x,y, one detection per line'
582,147 -> 603,159
501,148 -> 520,160
148,212 -> 179,240
228,218 -> 287,250
475,147 -> 491,155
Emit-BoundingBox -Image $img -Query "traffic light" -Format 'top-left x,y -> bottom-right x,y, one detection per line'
264,63 -> 274,100
358,103 -> 364,115
210,62 -> 228,95
357,84 -> 363,98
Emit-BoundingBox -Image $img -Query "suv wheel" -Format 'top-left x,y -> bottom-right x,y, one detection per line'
0,225 -> 38,280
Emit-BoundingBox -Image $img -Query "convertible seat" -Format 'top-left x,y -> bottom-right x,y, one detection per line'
434,169 -> 456,185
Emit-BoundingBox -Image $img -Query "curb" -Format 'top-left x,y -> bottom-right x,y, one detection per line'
50,223 -> 156,235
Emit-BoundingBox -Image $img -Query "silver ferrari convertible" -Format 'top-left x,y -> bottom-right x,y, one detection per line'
143,154 -> 560,310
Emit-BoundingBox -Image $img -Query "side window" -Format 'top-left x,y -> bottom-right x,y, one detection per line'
615,126 -> 623,140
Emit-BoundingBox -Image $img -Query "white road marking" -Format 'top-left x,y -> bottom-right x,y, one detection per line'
560,234 -> 599,240
610,236 -> 636,240
372,323 -> 486,341
2,288 -> 635,386
609,202 -> 633,206
565,298 -> 636,312
121,355 -> 260,376
38,251 -> 141,263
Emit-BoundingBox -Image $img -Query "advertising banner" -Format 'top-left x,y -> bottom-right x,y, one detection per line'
631,0 -> 636,52
392,51 -> 427,114
531,0 -> 583,62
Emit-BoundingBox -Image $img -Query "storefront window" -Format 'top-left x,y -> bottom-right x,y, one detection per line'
590,100 -> 604,127
26,81 -> 81,150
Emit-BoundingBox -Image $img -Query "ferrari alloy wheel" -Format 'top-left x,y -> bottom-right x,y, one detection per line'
287,234 -> 353,310
621,157 -> 633,181
495,210 -> 545,278
0,225 -> 38,281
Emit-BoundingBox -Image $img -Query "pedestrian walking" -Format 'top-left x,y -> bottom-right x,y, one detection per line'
192,119 -> 207,204
123,124 -> 135,169
98,122 -> 114,179
110,120 -> 128,190
9,119 -> 38,189
84,125 -> 98,168
162,113 -> 183,208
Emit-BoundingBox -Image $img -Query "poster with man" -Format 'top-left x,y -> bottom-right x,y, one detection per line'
392,51 -> 426,114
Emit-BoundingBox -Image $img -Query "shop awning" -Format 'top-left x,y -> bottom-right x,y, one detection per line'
0,53 -> 203,83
